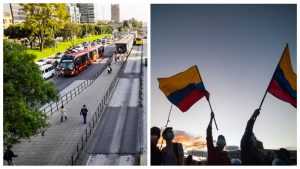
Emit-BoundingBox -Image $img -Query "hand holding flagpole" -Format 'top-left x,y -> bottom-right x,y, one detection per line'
207,99 -> 218,130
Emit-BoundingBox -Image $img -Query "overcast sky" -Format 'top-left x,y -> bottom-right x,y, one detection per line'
95,4 -> 147,22
151,4 -> 297,150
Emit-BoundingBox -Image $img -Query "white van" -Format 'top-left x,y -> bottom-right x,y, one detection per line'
39,64 -> 55,79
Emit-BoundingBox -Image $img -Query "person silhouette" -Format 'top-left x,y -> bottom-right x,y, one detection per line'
206,112 -> 230,165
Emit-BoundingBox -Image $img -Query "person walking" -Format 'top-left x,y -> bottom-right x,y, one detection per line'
113,51 -> 118,63
60,105 -> 67,123
107,63 -> 112,74
160,127 -> 184,165
240,109 -> 268,165
3,145 -> 18,165
206,112 -> 230,165
80,104 -> 88,124
151,126 -> 161,165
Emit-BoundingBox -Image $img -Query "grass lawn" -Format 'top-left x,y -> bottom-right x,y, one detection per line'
27,34 -> 110,61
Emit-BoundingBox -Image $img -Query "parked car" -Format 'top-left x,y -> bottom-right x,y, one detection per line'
75,44 -> 84,51
101,39 -> 107,45
39,64 -> 55,79
107,40 -> 112,44
36,58 -> 47,66
47,52 -> 64,67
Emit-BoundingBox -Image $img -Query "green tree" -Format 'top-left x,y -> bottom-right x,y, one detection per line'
21,3 -> 69,51
106,25 -> 114,34
123,20 -> 130,29
3,40 -> 59,145
64,22 -> 80,47
4,23 -> 37,49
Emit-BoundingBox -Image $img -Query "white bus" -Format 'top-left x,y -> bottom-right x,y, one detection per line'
40,64 -> 55,79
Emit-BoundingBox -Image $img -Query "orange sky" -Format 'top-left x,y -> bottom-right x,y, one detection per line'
157,130 -> 207,151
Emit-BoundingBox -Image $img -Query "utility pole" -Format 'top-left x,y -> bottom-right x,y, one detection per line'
9,3 -> 14,24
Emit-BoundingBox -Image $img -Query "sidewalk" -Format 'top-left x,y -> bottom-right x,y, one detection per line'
7,59 -> 124,165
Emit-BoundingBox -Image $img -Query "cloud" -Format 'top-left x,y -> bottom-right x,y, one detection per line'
158,129 -> 206,151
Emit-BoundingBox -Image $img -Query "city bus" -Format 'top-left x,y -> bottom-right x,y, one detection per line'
135,37 -> 143,45
60,49 -> 91,76
115,34 -> 134,54
88,46 -> 99,62
96,44 -> 104,59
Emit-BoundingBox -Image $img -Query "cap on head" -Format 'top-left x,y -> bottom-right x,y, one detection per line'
83,104 -> 86,107
151,127 -> 161,137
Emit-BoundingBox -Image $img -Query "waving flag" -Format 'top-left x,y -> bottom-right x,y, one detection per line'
158,65 -> 209,112
267,44 -> 297,108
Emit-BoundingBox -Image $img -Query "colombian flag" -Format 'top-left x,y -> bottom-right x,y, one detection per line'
158,65 -> 209,112
267,44 -> 297,108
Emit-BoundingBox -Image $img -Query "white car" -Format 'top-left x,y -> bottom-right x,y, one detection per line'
47,52 -> 64,67
36,58 -> 47,66
75,44 -> 84,51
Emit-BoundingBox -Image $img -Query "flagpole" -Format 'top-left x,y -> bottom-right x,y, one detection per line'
195,65 -> 218,130
207,99 -> 218,130
258,43 -> 289,109
165,105 -> 173,128
160,105 -> 173,149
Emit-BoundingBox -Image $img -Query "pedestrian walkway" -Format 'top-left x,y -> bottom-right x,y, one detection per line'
7,58 -> 125,165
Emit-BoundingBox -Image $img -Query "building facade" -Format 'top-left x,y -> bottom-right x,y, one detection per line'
8,3 -> 26,24
3,12 -> 13,28
111,4 -> 120,22
66,3 -> 81,23
77,3 -> 95,24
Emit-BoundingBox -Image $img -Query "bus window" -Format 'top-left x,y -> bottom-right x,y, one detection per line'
82,53 -> 88,64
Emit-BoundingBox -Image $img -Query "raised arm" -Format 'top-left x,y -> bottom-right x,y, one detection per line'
241,109 -> 260,146
206,112 -> 215,149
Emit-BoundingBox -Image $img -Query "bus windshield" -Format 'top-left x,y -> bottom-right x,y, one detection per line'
60,61 -> 74,70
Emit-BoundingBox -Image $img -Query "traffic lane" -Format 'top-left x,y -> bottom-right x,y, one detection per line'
48,45 -> 116,91
87,106 -> 142,154
119,106 -> 142,154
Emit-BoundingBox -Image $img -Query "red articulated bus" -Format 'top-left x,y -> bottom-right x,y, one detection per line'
60,49 -> 92,76
88,44 -> 104,62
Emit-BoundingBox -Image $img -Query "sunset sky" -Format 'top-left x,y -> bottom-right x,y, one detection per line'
151,4 -> 297,151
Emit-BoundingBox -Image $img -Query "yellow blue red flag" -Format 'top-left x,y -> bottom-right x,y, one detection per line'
267,44 -> 297,108
158,65 -> 209,112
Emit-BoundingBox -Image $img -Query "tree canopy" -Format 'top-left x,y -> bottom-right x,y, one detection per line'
21,3 -> 69,51
3,40 -> 59,145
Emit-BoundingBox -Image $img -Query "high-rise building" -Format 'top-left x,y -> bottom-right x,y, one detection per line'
3,12 -> 13,28
77,3 -> 95,24
111,4 -> 120,22
8,3 -> 26,24
66,3 -> 81,23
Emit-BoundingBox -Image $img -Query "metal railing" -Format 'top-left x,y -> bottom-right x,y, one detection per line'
138,44 -> 145,165
66,50 -> 131,165
40,58 -> 112,115
139,44 -> 144,107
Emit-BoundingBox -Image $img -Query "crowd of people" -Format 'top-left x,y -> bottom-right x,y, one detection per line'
151,109 -> 296,165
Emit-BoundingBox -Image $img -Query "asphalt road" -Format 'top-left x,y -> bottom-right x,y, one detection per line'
47,44 -> 116,92
84,45 -> 144,165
